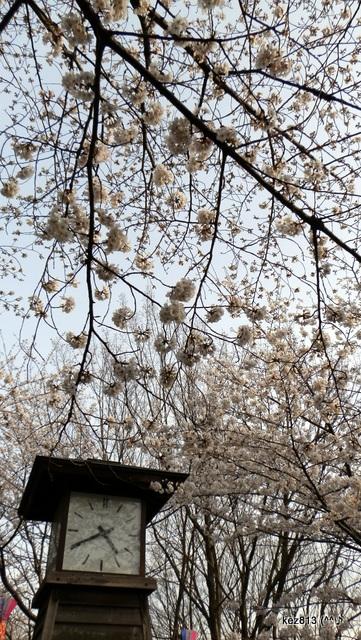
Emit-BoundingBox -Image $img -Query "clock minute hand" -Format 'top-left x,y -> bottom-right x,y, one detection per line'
98,525 -> 119,554
70,526 -> 114,550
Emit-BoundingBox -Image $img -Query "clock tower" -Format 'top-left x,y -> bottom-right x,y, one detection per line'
18,456 -> 188,640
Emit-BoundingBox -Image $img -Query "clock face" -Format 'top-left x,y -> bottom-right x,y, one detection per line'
62,492 -> 142,574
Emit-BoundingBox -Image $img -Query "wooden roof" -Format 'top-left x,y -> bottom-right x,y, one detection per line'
18,456 -> 188,523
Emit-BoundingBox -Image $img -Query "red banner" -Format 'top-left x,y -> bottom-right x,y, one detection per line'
0,620 -> 6,640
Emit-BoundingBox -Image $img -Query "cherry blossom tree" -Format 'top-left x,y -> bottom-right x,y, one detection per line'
1,0 -> 361,440
1,0 -> 361,637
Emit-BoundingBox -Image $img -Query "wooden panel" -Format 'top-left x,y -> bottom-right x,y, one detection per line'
57,572 -> 155,590
52,623 -> 143,639
32,621 -> 43,640
32,581 -> 152,639
35,571 -> 157,598
57,588 -> 142,607
56,604 -> 142,625
40,591 -> 59,640
32,603 -> 45,638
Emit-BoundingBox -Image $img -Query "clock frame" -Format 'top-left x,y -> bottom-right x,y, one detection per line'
18,456 -> 188,640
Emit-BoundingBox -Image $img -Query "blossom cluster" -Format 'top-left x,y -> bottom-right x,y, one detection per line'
159,279 -> 196,324
112,306 -> 133,328
168,278 -> 196,302
113,358 -> 139,382
95,261 -> 120,282
61,13 -> 90,48
92,0 -> 128,22
275,215 -> 302,237
153,164 -> 174,187
66,332 -> 87,348
236,325 -> 252,346
255,44 -> 292,77
166,118 -> 192,155
61,297 -> 76,313
13,140 -> 37,160
154,334 -> 176,354
206,306 -> 224,323
187,137 -> 213,173
142,101 -> 164,126
196,208 -> 216,241
159,300 -> 186,324
177,331 -> 215,367
62,71 -> 95,101
160,364 -> 177,388
105,225 -> 131,253
1,178 -> 19,198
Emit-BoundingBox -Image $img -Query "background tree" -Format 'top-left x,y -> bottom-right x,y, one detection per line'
1,327 -> 361,639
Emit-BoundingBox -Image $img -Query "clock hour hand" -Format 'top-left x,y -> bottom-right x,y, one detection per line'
98,525 -> 119,554
70,526 -> 114,550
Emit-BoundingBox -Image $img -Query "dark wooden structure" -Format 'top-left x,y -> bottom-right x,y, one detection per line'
19,456 -> 188,640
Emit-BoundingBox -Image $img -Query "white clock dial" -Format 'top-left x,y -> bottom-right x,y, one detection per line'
62,492 -> 142,574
